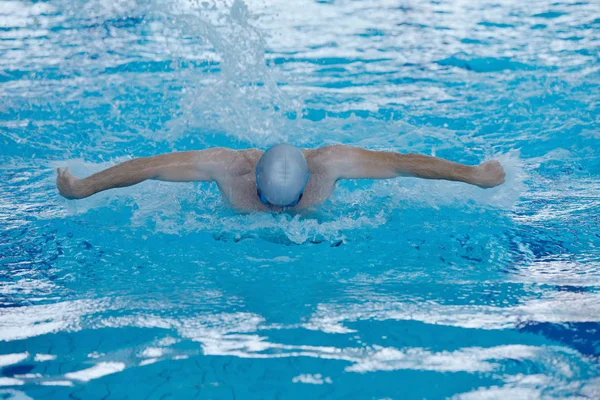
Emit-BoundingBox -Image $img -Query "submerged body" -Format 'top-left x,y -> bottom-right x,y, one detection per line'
56,144 -> 505,212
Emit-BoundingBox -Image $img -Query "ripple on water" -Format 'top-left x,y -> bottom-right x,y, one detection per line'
0,0 -> 599,398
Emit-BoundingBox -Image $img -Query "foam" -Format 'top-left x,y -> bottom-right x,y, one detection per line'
33,354 -> 57,362
304,290 -> 600,333
0,378 -> 25,386
65,362 -> 125,382
0,299 -> 110,341
2,294 -> 594,387
345,345 -> 539,373
292,374 -> 332,385
39,381 -> 74,387
0,353 -> 29,368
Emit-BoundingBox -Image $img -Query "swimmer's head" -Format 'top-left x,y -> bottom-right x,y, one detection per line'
255,143 -> 309,207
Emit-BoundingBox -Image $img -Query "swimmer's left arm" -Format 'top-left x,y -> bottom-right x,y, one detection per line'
317,145 -> 505,188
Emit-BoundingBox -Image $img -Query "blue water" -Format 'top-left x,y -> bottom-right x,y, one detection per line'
1,0 -> 600,398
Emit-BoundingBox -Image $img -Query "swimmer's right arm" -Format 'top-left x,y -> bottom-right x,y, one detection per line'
56,148 -> 235,199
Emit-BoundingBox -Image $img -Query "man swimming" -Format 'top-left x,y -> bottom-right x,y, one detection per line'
56,144 -> 505,212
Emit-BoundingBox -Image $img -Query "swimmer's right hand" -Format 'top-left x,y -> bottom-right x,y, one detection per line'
472,161 -> 506,188
57,168 -> 84,199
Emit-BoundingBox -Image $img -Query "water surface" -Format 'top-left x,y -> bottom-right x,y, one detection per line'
1,0 -> 599,398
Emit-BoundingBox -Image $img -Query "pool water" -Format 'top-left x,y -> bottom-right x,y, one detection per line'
1,0 -> 599,398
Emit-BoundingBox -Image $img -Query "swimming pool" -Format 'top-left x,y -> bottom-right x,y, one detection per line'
1,0 -> 599,398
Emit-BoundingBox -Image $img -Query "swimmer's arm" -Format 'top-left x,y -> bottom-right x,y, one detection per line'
319,145 -> 505,188
56,148 -> 235,199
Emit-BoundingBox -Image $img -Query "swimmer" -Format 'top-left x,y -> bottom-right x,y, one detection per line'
56,144 -> 505,212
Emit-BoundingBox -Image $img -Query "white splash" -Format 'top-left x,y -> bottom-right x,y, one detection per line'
292,373 -> 332,385
65,362 -> 126,382
0,353 -> 29,368
305,290 -> 600,332
33,354 -> 56,362
39,381 -> 74,387
0,378 -> 25,386
346,345 -> 539,373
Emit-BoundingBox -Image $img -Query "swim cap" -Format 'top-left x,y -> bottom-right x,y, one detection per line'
256,143 -> 309,207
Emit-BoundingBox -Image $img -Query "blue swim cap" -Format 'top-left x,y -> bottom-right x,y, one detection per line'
256,144 -> 309,207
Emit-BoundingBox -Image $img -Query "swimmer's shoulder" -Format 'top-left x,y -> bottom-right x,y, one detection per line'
304,145 -> 343,173
239,148 -> 264,160
227,148 -> 264,175
205,147 -> 263,162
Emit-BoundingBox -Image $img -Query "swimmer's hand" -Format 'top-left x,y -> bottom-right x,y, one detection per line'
472,161 -> 505,188
57,168 -> 84,199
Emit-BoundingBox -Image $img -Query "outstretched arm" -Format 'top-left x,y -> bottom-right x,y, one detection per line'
315,145 -> 505,188
57,148 -> 235,199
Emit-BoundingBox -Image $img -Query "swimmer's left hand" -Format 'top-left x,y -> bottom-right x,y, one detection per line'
472,160 -> 505,188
